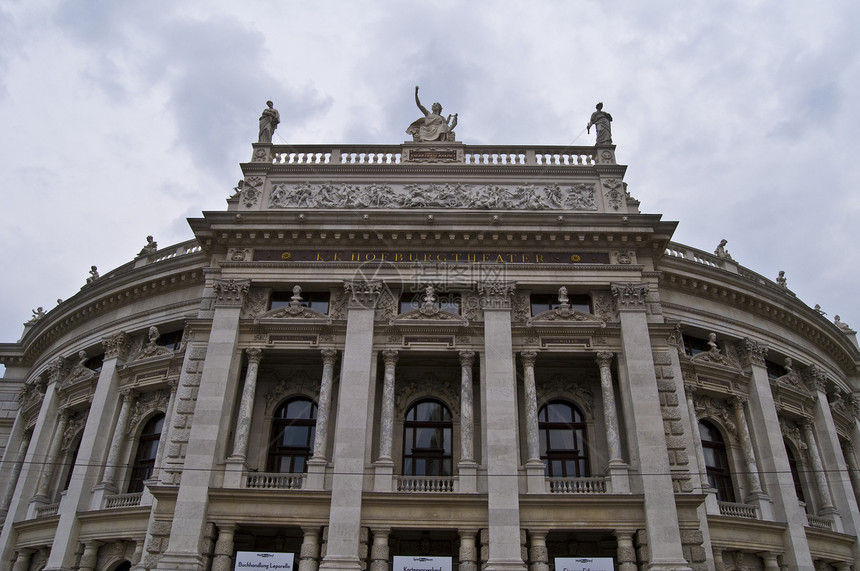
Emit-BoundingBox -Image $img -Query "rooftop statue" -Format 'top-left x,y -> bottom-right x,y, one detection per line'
586,102 -> 613,145
86,266 -> 99,284
258,100 -> 280,144
714,239 -> 733,260
406,86 -> 457,142
137,235 -> 158,257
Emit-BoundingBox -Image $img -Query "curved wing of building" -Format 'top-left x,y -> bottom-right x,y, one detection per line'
0,138 -> 858,571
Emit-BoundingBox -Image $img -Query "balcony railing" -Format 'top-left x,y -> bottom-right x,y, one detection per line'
807,514 -> 833,531
105,492 -> 142,509
547,476 -> 608,494
244,472 -> 306,490
717,500 -> 759,519
395,475 -> 456,493
34,503 -> 59,518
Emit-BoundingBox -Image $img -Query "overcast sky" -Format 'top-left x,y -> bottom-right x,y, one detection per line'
1,1 -> 858,369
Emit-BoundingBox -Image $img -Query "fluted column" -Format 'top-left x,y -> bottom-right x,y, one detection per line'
0,429 -> 32,517
101,390 -> 137,488
299,526 -> 321,571
521,351 -> 540,462
595,352 -> 622,463
313,349 -> 338,460
458,529 -> 478,571
152,379 -> 178,480
231,348 -> 263,460
527,530 -> 548,571
614,530 -> 637,571
211,524 -> 236,571
369,528 -> 389,571
35,410 -> 70,499
729,397 -> 763,496
78,540 -> 104,571
378,350 -> 398,462
459,351 -> 476,463
802,420 -> 835,510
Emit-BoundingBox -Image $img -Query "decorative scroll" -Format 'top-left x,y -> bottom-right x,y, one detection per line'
268,181 -> 597,211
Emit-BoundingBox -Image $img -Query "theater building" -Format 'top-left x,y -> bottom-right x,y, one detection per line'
0,125 -> 859,570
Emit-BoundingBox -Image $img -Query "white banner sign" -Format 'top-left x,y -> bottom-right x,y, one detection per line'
234,551 -> 294,570
554,557 -> 614,571
393,555 -> 453,571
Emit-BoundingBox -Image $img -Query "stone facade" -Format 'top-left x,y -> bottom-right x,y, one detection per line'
0,138 -> 858,571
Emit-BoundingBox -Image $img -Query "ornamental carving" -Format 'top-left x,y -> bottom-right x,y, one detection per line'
690,333 -> 739,369
241,176 -> 263,208
133,326 -> 174,361
775,358 -> 806,392
329,290 -> 347,320
213,279 -> 250,307
802,364 -> 828,394
542,374 -> 595,417
829,389 -> 854,419
477,281 -> 516,309
693,395 -> 737,437
254,286 -> 332,325
127,390 -> 169,437
62,412 -> 88,450
263,371 -> 320,411
344,280 -> 383,308
526,289 -> 605,328
592,293 -> 617,321
242,288 -> 270,319
390,287 -> 468,326
602,179 -> 624,210
610,282 -> 648,309
268,181 -> 597,211
48,356 -> 70,386
735,337 -> 768,368
395,373 -> 459,417
375,288 -> 398,322
63,351 -> 97,386
462,293 -> 481,322
102,331 -> 131,360
511,293 -> 530,323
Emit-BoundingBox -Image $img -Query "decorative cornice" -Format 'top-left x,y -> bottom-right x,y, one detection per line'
610,282 -> 649,310
213,279 -> 250,307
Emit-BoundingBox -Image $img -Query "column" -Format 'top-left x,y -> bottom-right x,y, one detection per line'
231,348 -> 263,460
78,540 -> 103,571
842,442 -> 860,506
34,409 -> 70,501
520,352 -> 540,462
299,527 -> 321,571
458,351 -> 478,492
308,349 -> 338,490
157,278 -> 249,571
378,350 -> 398,461
151,378 -> 179,481
614,530 -> 637,571
595,352 -> 622,463
478,281 -> 526,571
610,282 -> 691,571
211,524 -> 236,571
11,548 -> 34,571
802,420 -> 835,512
0,429 -> 32,518
736,337 -> 811,568
527,530 -> 548,571
757,552 -> 780,571
99,389 -> 137,490
368,528 -> 389,571
319,280 -> 379,571
458,529 -> 478,571
728,397 -> 764,498
683,385 -> 711,492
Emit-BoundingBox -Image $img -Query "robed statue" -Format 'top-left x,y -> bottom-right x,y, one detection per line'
406,86 -> 457,142
586,102 -> 612,145
258,100 -> 280,143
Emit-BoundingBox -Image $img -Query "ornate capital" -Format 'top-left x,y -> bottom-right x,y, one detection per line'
102,331 -> 131,361
520,350 -> 537,368
120,389 -> 138,403
321,348 -> 338,366
344,280 -> 382,309
477,281 -> 516,309
737,337 -> 768,367
382,349 -> 399,367
728,395 -> 748,409
245,347 -> 263,365
610,282 -> 649,310
459,351 -> 475,368
48,356 -> 69,385
213,278 -> 251,307
803,364 -> 828,393
595,351 -> 614,369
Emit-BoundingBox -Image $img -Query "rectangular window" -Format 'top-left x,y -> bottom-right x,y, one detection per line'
530,293 -> 591,316
270,291 -> 330,314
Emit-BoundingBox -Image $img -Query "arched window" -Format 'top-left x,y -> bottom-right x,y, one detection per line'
539,400 -> 589,477
268,398 -> 317,473
699,420 -> 735,502
403,400 -> 453,476
785,440 -> 806,504
128,413 -> 165,493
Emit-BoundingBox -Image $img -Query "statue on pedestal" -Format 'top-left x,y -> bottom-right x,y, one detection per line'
406,86 -> 457,142
258,100 -> 280,143
586,102 -> 613,145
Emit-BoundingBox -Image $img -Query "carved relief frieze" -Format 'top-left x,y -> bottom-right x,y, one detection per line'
693,394 -> 737,438
462,293 -> 482,322
329,290 -> 347,320
127,390 -> 169,436
375,288 -> 398,322
227,248 -> 252,262
241,176 -> 264,207
592,292 -> 617,322
541,373 -> 595,417
602,179 -> 624,211
511,292 -> 530,323
395,372 -> 459,417
242,288 -> 270,319
61,411 -> 88,450
268,181 -> 598,211
263,370 -> 320,411
527,307 -> 604,328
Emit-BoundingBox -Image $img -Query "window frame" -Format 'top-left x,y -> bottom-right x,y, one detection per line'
402,399 -> 454,477
538,400 -> 590,478
699,419 -> 736,502
267,397 -> 318,474
127,413 -> 165,493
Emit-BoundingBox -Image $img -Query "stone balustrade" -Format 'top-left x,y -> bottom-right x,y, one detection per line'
395,475 -> 456,493
717,500 -> 759,519
547,476 -> 608,494
807,514 -> 834,531
244,472 -> 306,490
104,492 -> 143,509
34,503 -> 59,518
